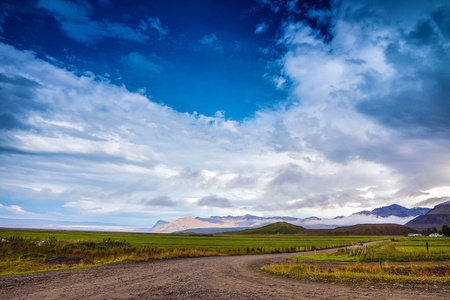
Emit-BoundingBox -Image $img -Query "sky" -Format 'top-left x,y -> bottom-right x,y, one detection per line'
1,0 -> 450,228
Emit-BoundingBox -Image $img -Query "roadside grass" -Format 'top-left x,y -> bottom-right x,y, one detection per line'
0,229 -> 382,276
261,262 -> 450,285
262,237 -> 450,286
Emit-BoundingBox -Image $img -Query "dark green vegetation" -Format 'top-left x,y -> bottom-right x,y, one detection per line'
229,222 -> 306,235
263,237 -> 450,286
443,225 -> 450,236
0,228 -> 380,276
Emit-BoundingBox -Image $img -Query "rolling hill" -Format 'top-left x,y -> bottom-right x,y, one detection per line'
229,222 -> 306,235
302,224 -> 418,236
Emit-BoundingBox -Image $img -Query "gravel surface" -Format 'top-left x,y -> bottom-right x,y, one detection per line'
1,247 -> 448,299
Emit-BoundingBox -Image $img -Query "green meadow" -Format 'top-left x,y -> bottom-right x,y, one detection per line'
262,237 -> 450,285
291,237 -> 450,262
0,228 -> 380,276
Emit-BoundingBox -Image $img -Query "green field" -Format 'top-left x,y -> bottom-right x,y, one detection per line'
262,237 -> 450,285
292,237 -> 450,262
0,228 -> 382,276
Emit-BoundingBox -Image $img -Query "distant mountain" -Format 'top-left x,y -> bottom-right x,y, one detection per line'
230,222 -> 306,235
150,214 -> 299,233
353,204 -> 430,218
405,201 -> 450,231
150,204 -> 430,233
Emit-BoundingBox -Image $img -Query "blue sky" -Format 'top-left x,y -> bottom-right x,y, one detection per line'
1,0 -> 450,227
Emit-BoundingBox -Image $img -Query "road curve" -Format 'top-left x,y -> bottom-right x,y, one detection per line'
1,246 -> 448,299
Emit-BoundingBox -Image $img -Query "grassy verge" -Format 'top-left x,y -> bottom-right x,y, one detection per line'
262,237 -> 450,286
261,262 -> 450,285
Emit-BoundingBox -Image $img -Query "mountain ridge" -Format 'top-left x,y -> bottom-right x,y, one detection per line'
151,203 -> 430,233
405,201 -> 450,230
353,204 -> 430,218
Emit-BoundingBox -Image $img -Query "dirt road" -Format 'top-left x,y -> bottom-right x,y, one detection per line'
1,248 -> 448,299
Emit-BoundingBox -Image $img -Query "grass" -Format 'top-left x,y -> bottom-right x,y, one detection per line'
291,237 -> 450,262
261,262 -> 450,285
262,237 -> 450,286
0,228 -> 382,276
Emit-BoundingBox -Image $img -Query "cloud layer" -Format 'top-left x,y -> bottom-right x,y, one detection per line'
36,0 -> 167,44
1,0 -> 450,226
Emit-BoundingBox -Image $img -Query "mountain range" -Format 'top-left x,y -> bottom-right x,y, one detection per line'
150,204 -> 431,233
3,202 -> 447,234
353,204 -> 429,218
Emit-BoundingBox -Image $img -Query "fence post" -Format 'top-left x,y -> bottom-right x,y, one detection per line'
379,258 -> 383,273
426,242 -> 429,254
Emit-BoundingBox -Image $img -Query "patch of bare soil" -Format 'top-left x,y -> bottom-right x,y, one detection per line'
1,247 -> 448,299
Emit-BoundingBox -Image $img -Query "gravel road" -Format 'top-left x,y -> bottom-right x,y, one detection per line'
1,247 -> 448,299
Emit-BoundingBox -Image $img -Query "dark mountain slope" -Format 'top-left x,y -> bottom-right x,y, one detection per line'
303,223 -> 417,236
405,201 -> 450,231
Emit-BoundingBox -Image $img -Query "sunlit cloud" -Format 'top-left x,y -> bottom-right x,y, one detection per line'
1,0 -> 449,228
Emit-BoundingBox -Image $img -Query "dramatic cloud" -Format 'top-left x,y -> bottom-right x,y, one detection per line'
276,0 -> 450,202
1,0 -> 449,227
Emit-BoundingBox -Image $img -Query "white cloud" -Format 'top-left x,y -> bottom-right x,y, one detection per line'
36,0 -> 166,44
0,203 -> 27,214
273,0 -> 450,207
1,0 -> 450,225
255,22 -> 269,34
272,76 -> 286,89
120,52 -> 163,74
199,34 -> 223,53
143,16 -> 168,38
302,214 -> 417,228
